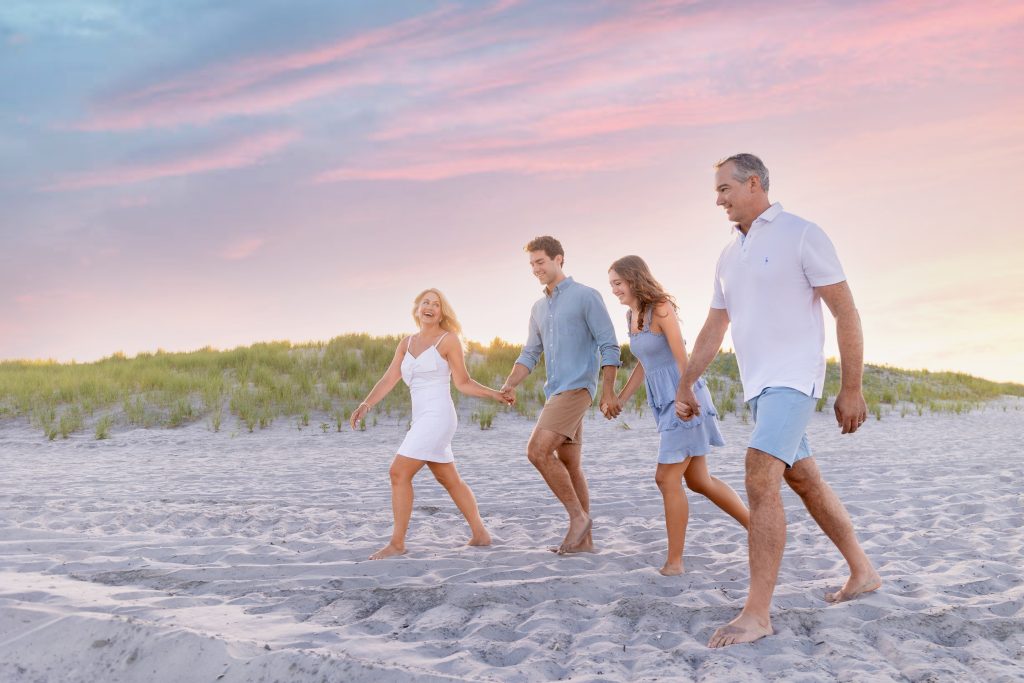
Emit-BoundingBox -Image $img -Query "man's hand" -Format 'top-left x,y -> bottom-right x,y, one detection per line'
674,385 -> 700,421
834,387 -> 867,434
600,393 -> 622,420
500,383 -> 517,406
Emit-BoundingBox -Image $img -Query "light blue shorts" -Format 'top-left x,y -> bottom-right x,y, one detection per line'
747,387 -> 816,468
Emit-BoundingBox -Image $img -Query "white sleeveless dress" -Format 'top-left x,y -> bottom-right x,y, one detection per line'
397,334 -> 457,463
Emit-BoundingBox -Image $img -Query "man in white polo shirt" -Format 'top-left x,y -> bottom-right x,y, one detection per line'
676,153 -> 881,648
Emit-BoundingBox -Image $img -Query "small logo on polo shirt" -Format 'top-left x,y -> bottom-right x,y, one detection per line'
764,257 -> 769,265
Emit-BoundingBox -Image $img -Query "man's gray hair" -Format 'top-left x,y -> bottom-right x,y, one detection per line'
715,153 -> 769,192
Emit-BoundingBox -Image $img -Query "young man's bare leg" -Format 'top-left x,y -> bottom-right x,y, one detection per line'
527,428 -> 590,552
555,442 -> 594,552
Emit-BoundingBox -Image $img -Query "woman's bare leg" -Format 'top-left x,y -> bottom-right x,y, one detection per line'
370,455 -> 426,559
427,461 -> 491,546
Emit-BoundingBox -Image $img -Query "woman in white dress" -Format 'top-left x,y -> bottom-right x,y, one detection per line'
350,288 -> 511,560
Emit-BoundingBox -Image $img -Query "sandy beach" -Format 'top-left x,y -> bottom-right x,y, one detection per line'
1,401 -> 1022,682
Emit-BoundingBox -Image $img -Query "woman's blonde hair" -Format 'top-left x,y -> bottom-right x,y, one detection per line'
608,255 -> 677,331
411,288 -> 463,336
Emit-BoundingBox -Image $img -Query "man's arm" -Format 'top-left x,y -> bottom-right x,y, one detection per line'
584,290 -> 622,418
675,308 -> 730,420
599,364 -> 621,418
503,309 -> 542,400
816,280 -> 867,434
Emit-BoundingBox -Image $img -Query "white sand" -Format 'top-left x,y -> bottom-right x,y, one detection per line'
2,400 -> 1023,682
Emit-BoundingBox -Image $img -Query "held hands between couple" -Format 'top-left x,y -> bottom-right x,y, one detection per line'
600,393 -> 622,420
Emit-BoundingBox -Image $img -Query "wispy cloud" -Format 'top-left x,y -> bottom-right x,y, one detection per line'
45,129 -> 298,191
75,2 -> 518,131
221,237 -> 266,261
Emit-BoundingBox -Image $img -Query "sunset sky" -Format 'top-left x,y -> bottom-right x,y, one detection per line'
2,1 -> 1022,383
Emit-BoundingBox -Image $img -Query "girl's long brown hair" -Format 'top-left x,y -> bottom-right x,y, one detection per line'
609,255 -> 677,331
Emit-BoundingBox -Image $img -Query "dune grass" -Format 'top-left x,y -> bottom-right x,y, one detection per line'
1,336 -> 1020,440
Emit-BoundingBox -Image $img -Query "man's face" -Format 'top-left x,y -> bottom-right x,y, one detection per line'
715,162 -> 758,226
529,250 -> 563,287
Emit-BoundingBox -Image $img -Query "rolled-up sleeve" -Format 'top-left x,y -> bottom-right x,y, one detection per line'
585,291 -> 621,368
514,304 -> 543,371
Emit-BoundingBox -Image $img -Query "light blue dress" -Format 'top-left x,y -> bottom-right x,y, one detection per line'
627,308 -> 725,464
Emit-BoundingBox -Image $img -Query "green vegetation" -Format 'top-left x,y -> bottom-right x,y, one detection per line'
1,337 -> 1021,440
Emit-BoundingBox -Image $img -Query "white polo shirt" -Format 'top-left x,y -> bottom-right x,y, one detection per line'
711,202 -> 846,402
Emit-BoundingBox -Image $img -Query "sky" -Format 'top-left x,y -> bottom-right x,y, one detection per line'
2,0 -> 1022,383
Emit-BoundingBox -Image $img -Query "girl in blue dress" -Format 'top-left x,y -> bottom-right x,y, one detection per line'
608,255 -> 749,575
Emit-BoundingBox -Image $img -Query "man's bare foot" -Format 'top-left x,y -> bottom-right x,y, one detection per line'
368,543 -> 406,560
557,516 -> 592,554
468,530 -> 492,547
825,571 -> 882,603
659,560 -> 684,576
708,612 -> 773,648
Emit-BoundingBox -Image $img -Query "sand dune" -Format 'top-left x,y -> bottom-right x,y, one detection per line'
2,400 -> 1023,681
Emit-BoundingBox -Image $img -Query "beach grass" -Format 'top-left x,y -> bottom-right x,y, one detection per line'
1,337 -> 1021,439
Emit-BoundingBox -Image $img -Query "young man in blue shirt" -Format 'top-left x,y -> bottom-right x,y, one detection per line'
502,236 -> 622,554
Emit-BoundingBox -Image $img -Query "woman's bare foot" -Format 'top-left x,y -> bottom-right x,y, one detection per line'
368,542 -> 406,560
468,530 -> 492,547
708,612 -> 773,648
825,571 -> 882,602
659,560 -> 685,576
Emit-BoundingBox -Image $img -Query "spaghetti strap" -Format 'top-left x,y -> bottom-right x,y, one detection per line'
432,332 -> 449,348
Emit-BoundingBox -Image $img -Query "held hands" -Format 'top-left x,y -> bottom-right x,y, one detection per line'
500,383 -> 517,406
600,393 -> 622,420
674,386 -> 700,421
493,388 -> 515,406
834,387 -> 868,434
349,403 -> 369,430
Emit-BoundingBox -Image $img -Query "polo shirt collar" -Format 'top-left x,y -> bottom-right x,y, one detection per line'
733,202 -> 784,236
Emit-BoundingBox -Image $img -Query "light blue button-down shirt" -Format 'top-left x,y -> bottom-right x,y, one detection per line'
515,277 -> 621,400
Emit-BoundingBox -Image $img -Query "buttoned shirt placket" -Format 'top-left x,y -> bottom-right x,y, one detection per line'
546,285 -> 559,376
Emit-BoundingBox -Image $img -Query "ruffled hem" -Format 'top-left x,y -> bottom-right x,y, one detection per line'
647,373 -> 719,431
657,422 -> 726,461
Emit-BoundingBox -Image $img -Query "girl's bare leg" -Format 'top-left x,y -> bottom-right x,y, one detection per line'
684,456 -> 750,529
655,458 -> 692,575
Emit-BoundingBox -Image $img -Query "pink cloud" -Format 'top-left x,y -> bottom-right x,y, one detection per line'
12,289 -> 95,309
369,0 -> 1024,146
46,129 -> 298,191
77,2 -> 520,131
315,137 -> 662,182
221,237 -> 266,261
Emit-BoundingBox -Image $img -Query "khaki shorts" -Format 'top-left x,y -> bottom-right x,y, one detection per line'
535,388 -> 592,445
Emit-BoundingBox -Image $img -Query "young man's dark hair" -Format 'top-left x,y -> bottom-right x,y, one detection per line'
524,236 -> 564,263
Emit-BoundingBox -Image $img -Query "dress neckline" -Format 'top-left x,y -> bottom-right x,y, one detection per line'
627,308 -> 664,337
406,333 -> 447,360
406,344 -> 439,361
